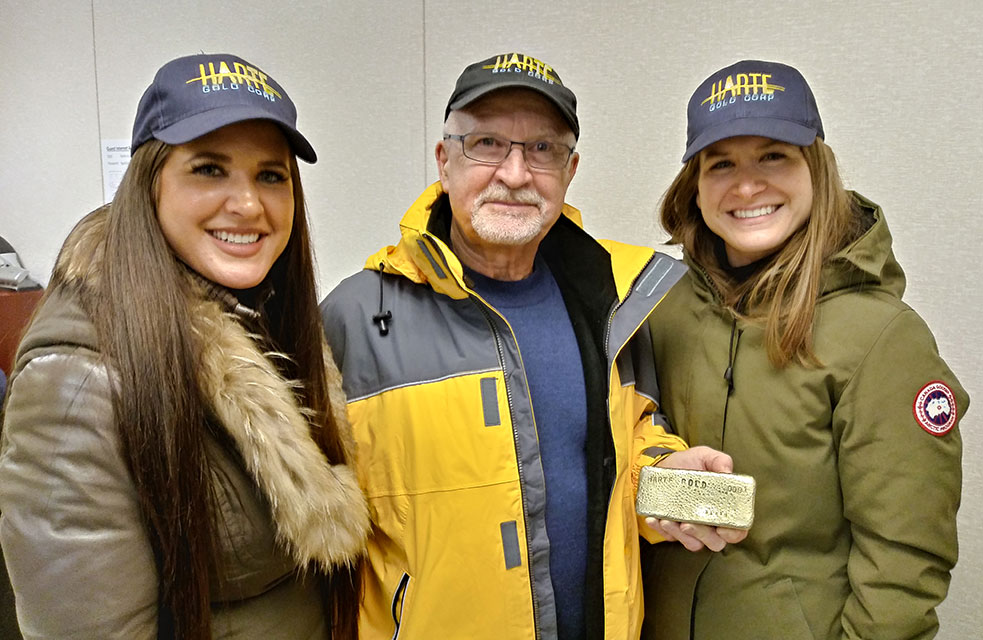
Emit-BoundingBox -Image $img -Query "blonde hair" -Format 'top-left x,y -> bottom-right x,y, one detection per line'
661,138 -> 860,367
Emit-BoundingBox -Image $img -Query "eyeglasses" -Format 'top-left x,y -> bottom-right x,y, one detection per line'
443,133 -> 575,170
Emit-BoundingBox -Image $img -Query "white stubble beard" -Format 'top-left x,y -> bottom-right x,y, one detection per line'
469,184 -> 550,246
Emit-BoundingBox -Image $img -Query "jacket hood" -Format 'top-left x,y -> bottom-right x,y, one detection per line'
26,207 -> 370,572
365,181 -> 656,303
819,192 -> 906,299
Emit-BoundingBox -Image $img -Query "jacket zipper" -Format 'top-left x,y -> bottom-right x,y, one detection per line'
471,295 -> 542,640
390,572 -> 411,639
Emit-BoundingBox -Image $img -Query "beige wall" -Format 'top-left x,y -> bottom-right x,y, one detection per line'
2,0 -> 980,635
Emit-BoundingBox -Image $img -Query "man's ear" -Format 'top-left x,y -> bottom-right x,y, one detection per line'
566,151 -> 580,182
435,140 -> 450,183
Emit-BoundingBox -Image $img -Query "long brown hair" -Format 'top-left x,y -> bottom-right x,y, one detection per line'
661,138 -> 859,367
44,138 -> 360,638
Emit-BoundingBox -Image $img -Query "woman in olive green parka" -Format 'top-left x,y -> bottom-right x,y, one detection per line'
641,60 -> 967,640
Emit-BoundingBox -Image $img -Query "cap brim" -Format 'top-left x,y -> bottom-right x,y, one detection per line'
447,83 -> 579,139
153,105 -> 317,163
682,117 -> 818,162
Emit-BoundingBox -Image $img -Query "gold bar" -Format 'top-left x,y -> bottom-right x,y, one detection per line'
636,465 -> 756,530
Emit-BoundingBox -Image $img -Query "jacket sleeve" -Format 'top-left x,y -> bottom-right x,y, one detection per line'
620,326 -> 690,544
634,408 -> 689,545
833,308 -> 966,640
0,349 -> 158,640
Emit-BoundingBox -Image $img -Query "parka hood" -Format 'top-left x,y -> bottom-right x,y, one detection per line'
820,192 -> 906,299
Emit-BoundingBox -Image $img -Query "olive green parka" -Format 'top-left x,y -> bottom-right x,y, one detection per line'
642,193 -> 967,640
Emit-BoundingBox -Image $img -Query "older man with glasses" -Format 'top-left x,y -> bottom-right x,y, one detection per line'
320,52 -> 745,640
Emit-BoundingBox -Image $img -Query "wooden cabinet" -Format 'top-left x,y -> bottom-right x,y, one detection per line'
0,288 -> 44,376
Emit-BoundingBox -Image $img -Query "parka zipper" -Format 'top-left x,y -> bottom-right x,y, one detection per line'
693,263 -> 744,448
720,317 -> 742,449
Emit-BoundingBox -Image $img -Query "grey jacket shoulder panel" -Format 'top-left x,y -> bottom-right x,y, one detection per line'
609,253 -> 687,362
321,269 -> 502,402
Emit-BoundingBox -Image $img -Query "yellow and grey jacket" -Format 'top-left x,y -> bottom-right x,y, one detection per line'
320,182 -> 687,639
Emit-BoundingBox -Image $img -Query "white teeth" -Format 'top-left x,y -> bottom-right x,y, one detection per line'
733,205 -> 777,219
212,230 -> 260,244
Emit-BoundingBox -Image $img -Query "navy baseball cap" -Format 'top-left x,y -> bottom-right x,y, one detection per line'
445,52 -> 580,139
131,53 -> 316,163
682,60 -> 823,162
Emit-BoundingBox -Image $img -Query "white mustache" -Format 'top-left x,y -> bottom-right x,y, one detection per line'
474,185 -> 545,210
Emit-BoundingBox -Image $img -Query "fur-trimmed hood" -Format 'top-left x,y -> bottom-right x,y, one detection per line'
46,207 -> 370,572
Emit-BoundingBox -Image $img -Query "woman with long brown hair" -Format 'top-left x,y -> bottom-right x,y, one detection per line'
642,60 -> 968,639
0,53 -> 368,639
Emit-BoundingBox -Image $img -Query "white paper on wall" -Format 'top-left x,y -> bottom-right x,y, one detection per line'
101,139 -> 131,203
